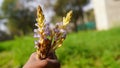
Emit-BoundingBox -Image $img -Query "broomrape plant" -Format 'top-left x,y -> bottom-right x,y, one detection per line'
34,5 -> 72,59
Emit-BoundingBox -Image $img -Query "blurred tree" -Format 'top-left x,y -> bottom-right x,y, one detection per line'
2,0 -> 35,35
54,0 -> 89,32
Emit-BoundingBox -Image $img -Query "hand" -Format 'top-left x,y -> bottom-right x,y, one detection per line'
23,52 -> 60,68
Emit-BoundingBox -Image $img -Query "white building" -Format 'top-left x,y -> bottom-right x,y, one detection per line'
92,0 -> 120,30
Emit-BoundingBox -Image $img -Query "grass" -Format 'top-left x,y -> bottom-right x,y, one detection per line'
0,36 -> 35,68
0,28 -> 120,68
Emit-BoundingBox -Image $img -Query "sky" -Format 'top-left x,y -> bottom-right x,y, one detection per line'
0,0 -> 93,32
0,0 -> 93,12
0,0 -> 93,21
24,0 -> 55,22
83,0 -> 93,12
0,0 -> 3,7
0,0 -> 55,22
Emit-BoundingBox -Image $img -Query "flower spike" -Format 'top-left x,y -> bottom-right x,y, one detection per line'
34,5 -> 72,59
36,5 -> 45,28
63,10 -> 73,26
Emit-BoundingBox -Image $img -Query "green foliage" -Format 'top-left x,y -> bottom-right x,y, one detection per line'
0,31 -> 13,41
0,28 -> 120,68
54,0 -> 89,32
54,0 -> 88,16
0,36 -> 35,68
2,0 -> 16,15
2,0 -> 36,35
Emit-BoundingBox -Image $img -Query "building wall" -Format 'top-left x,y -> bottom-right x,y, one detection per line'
92,0 -> 120,30
105,0 -> 120,28
92,0 -> 109,30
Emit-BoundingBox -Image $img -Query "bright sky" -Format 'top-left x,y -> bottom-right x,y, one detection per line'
0,0 -> 3,7
83,0 -> 93,12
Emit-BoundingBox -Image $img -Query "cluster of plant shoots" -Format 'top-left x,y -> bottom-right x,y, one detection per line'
34,5 -> 72,59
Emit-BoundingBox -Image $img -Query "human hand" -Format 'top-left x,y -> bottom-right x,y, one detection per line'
23,52 -> 60,68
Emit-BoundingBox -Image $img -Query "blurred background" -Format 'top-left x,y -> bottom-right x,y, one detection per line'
0,0 -> 120,68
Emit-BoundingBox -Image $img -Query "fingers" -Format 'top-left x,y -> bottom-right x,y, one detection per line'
32,58 -> 60,68
23,52 -> 60,68
29,52 -> 37,61
47,52 -> 57,59
46,58 -> 61,68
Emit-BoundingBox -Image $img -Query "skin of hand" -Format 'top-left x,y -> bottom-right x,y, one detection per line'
23,52 -> 60,68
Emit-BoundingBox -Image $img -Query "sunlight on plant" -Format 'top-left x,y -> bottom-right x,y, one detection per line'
34,5 -> 73,59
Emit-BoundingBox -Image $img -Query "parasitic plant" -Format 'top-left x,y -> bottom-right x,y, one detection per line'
34,5 -> 72,59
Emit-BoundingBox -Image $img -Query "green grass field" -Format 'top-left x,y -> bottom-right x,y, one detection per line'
0,28 -> 120,68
